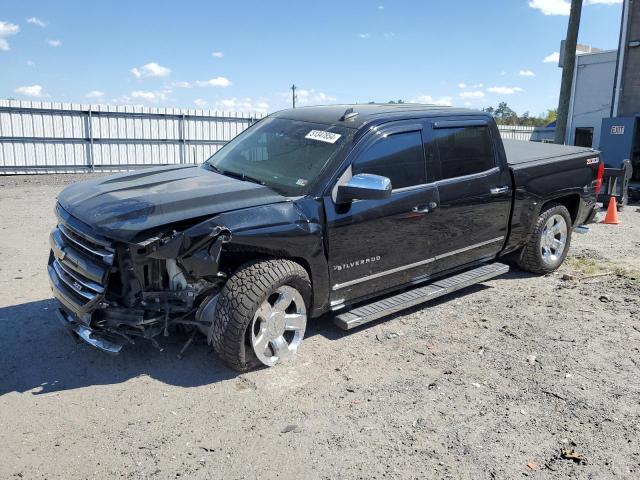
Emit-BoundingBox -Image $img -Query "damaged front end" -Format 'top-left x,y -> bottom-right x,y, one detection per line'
48,203 -> 230,353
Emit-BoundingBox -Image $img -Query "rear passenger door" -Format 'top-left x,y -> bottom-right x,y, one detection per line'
427,119 -> 512,273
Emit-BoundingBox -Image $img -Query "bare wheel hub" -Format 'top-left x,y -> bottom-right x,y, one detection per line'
251,286 -> 307,367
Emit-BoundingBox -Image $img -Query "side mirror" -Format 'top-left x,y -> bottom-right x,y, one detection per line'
336,173 -> 392,203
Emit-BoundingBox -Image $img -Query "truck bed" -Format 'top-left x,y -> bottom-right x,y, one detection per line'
503,139 -> 595,167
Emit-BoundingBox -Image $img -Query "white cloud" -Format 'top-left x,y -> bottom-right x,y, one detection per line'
529,0 -> 570,15
459,91 -> 485,99
131,62 -> 171,78
487,86 -> 524,95
85,90 -> 105,99
26,60 -> 35,67
172,77 -> 232,88
0,21 -> 19,36
410,95 -> 453,107
211,51 -> 224,58
543,51 -> 560,63
0,21 -> 20,51
216,97 -> 269,114
171,81 -> 192,88
459,82 -> 484,89
15,85 -> 43,97
296,89 -> 337,105
130,90 -> 171,102
194,98 -> 208,107
359,33 -> 370,39
26,17 -> 47,27
47,39 -> 62,47
519,69 -> 536,77
530,0 -> 621,15
194,76 -> 232,87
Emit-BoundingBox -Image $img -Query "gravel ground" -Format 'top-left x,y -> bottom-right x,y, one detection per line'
1,173 -> 639,480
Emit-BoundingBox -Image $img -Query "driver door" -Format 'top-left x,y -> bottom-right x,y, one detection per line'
324,122 -> 439,304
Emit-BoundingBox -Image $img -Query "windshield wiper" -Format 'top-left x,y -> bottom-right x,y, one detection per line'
206,163 -> 265,186
225,170 -> 265,186
204,162 -> 224,175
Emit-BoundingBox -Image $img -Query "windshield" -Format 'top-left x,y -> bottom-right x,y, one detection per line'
204,117 -> 354,196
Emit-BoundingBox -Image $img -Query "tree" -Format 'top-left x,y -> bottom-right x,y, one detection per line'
494,102 -> 518,124
483,103 -> 550,127
543,109 -> 557,125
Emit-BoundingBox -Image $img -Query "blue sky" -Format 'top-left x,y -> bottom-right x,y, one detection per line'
0,0 -> 624,116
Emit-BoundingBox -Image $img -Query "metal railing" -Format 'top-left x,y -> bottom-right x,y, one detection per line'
0,100 -> 263,174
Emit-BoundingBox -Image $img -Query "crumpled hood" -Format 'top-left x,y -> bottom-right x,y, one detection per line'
57,165 -> 287,242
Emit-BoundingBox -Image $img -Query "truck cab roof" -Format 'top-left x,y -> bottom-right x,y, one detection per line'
271,104 -> 488,130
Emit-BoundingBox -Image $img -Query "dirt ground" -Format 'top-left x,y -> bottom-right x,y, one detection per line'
1,173 -> 639,480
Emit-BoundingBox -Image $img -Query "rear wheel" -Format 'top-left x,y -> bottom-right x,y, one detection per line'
211,259 -> 311,371
517,203 -> 572,274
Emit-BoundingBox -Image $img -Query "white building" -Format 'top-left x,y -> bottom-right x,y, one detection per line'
565,49 -> 618,149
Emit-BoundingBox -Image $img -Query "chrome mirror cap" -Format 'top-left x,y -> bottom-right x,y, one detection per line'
336,173 -> 392,203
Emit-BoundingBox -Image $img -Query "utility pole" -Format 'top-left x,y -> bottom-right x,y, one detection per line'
291,84 -> 297,108
555,0 -> 583,144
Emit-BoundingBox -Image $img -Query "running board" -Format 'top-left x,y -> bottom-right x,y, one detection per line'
334,262 -> 509,330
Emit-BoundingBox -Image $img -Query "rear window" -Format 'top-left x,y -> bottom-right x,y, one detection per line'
434,126 -> 495,180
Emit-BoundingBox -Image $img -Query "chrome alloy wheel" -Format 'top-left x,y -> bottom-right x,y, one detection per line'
250,286 -> 307,367
540,213 -> 568,266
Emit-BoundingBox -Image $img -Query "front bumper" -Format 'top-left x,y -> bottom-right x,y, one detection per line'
56,308 -> 124,354
47,205 -> 115,319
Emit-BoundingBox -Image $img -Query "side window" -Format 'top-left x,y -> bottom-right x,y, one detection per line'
352,131 -> 426,189
433,126 -> 495,180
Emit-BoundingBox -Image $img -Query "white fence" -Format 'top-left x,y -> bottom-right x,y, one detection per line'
496,125 -> 536,141
0,100 -> 264,174
0,100 -> 554,174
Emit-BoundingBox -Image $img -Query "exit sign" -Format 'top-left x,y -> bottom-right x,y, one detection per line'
611,125 -> 625,135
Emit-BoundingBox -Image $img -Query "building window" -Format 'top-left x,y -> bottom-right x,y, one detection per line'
574,127 -> 594,148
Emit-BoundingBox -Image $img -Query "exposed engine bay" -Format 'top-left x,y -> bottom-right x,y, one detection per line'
49,203 -> 233,355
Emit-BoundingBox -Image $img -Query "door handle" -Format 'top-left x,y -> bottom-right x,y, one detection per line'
490,186 -> 510,195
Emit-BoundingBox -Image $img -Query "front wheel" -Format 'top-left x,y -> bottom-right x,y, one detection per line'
517,203 -> 572,274
211,259 -> 311,371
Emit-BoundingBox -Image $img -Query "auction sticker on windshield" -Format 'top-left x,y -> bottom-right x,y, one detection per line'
305,130 -> 342,144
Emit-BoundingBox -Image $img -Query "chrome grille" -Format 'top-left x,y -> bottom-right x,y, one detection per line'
48,204 -> 115,318
57,223 -> 115,263
52,259 -> 105,299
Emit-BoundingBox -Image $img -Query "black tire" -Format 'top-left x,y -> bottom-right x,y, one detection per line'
211,259 -> 311,372
517,203 -> 573,274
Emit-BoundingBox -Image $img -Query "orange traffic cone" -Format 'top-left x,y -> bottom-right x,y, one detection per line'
603,197 -> 620,225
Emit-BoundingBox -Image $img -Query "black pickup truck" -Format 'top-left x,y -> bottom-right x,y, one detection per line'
48,104 -> 603,371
